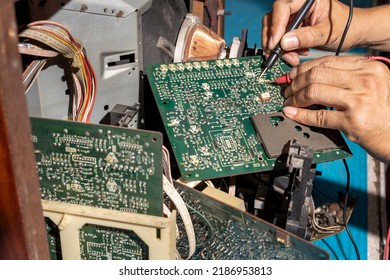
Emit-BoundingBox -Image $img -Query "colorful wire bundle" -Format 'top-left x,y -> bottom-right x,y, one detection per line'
19,20 -> 97,122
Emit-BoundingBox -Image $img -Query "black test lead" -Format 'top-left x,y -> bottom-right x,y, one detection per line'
259,0 -> 316,78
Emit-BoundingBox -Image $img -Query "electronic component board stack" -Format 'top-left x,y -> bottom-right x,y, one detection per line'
31,116 -> 330,260
31,117 -> 176,260
30,55 -> 344,260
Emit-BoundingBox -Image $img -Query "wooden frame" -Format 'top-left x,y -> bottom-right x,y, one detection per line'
0,0 -> 49,259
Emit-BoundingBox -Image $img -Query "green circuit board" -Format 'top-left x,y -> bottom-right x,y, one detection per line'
45,218 -> 62,260
44,218 -> 149,260
173,181 -> 328,260
79,224 -> 148,260
146,56 -> 351,181
31,117 -> 163,217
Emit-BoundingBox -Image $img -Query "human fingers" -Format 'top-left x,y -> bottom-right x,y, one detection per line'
290,55 -> 369,78
280,52 -> 300,66
283,59 -> 373,110
268,0 -> 309,50
283,106 -> 346,131
280,49 -> 310,66
263,11 -> 310,67
280,0 -> 356,51
280,24 -> 332,51
262,12 -> 272,52
284,85 -> 351,109
283,55 -> 371,93
284,64 -> 363,99
283,57 -> 390,162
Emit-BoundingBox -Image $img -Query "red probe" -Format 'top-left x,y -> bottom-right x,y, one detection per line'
274,73 -> 292,84
368,56 -> 390,64
273,56 -> 390,85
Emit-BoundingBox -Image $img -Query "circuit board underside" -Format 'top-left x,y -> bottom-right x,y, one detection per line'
31,117 -> 163,216
146,56 -> 352,181
173,182 -> 328,260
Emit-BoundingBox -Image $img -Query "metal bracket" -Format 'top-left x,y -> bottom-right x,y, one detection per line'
99,103 -> 140,128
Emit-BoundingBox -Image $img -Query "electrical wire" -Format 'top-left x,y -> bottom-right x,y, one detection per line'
342,159 -> 361,260
332,0 -> 361,260
335,0 -> 354,56
162,146 -> 196,260
368,56 -> 390,65
310,198 -> 342,234
19,20 -> 97,122
22,59 -> 48,93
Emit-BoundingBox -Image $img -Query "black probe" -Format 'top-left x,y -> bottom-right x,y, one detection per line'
260,0 -> 316,77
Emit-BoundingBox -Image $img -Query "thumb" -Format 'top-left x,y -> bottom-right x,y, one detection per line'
281,25 -> 328,51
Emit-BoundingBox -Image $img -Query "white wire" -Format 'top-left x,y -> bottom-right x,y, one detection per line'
18,42 -> 58,57
162,146 -> 196,260
22,59 -> 47,93
163,176 -> 196,259
310,198 -> 342,234
162,146 -> 173,183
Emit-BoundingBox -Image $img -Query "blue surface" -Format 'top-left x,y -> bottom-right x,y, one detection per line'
225,0 -> 270,47
313,140 -> 368,260
225,0 -> 371,259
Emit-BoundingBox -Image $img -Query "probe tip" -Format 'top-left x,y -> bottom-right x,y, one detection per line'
259,67 -> 268,79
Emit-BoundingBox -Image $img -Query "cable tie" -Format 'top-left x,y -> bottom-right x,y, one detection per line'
63,39 -> 84,69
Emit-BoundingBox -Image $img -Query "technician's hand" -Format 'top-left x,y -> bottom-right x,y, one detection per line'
262,0 -> 359,66
282,55 -> 390,162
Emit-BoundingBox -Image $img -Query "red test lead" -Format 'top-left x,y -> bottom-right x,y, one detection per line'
275,73 -> 292,84
368,56 -> 390,64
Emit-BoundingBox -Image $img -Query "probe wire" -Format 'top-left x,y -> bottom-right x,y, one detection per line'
342,159 -> 361,260
333,0 -> 361,260
335,0 -> 354,56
